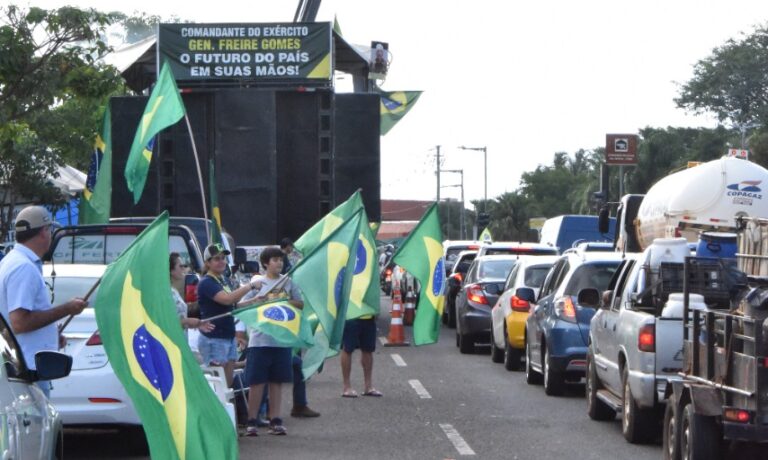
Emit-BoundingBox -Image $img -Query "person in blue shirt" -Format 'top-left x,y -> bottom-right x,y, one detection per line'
0,206 -> 88,397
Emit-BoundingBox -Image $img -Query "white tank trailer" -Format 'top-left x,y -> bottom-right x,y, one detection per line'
634,157 -> 768,249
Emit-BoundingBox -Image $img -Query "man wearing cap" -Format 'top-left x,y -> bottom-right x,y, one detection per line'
0,206 -> 88,396
198,242 -> 260,387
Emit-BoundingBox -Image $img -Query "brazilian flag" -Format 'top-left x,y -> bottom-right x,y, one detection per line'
208,158 -> 223,245
233,299 -> 314,348
379,91 -> 422,135
392,202 -> 445,345
347,210 -> 380,319
125,62 -> 185,204
294,190 -> 364,256
79,106 -> 112,224
93,212 -> 237,460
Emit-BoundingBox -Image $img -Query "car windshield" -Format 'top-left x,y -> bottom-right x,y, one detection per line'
485,247 -> 558,256
479,259 -> 516,280
445,248 -> 470,263
563,262 -> 620,295
524,265 -> 553,288
44,276 -> 100,308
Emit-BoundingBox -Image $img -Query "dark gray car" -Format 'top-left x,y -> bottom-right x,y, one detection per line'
455,255 -> 518,354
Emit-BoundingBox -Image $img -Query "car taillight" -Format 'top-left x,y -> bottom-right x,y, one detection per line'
510,295 -> 530,312
723,408 -> 751,423
185,284 -> 198,303
86,331 -> 102,346
385,268 -> 392,276
554,296 -> 576,322
674,227 -> 681,238
466,284 -> 488,305
638,324 -> 655,352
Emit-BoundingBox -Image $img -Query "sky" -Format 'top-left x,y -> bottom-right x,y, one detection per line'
19,0 -> 768,207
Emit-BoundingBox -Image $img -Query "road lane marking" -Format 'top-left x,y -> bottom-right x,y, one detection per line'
439,424 -> 476,456
408,379 -> 431,399
391,354 -> 407,367
379,336 -> 388,346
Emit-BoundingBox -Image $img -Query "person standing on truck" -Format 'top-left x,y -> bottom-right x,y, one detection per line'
0,206 -> 88,397
198,243 -> 260,387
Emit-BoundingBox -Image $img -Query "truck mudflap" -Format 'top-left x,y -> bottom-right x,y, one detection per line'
723,422 -> 768,442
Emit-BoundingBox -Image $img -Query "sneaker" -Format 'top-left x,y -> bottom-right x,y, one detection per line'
255,417 -> 270,427
268,417 -> 287,435
245,419 -> 259,437
291,405 -> 321,418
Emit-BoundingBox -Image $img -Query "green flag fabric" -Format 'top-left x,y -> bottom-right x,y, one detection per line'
294,190 -> 364,256
291,210 -> 362,379
125,62 -> 185,203
79,107 -> 112,224
379,91 -> 422,135
392,203 -> 445,345
233,299 -> 314,348
93,212 -> 237,460
347,210 -> 380,319
208,159 -> 223,245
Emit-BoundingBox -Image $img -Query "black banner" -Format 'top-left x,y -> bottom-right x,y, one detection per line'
158,23 -> 332,83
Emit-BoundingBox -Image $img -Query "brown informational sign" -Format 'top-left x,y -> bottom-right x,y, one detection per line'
605,134 -> 638,165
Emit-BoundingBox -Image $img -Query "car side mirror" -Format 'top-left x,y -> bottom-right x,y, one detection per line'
578,288 -> 601,308
34,351 -> 72,381
598,206 -> 610,234
515,287 -> 536,303
601,290 -> 614,309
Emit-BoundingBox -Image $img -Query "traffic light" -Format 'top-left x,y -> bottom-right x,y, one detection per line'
476,212 -> 491,230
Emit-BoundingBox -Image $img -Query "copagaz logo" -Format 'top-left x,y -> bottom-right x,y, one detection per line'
726,180 -> 763,205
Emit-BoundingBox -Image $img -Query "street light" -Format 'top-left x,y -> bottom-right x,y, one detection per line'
458,145 -> 487,212
732,121 -> 762,148
441,169 -> 465,239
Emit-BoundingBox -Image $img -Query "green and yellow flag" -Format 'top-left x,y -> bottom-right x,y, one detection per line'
294,190 -> 364,256
233,299 -> 314,349
93,212 -> 236,460
208,159 -> 222,245
79,106 -> 112,224
291,209 -> 362,379
125,62 -> 185,203
392,203 -> 445,345
379,91 -> 422,135
347,210 -> 380,320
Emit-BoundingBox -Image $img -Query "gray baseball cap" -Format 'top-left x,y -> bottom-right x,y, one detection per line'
15,206 -> 52,233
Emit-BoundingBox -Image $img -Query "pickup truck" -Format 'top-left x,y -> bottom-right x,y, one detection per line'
586,238 -> 701,443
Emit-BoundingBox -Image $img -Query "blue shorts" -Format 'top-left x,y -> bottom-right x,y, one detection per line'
342,318 -> 377,353
245,347 -> 293,385
197,336 -> 238,365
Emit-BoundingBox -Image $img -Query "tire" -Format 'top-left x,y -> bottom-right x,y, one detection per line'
490,328 -> 504,363
621,367 -> 657,444
680,402 -> 721,460
525,336 -> 543,385
504,338 -> 522,371
586,353 -> 615,421
543,346 -> 565,396
663,402 -> 681,460
126,426 -> 150,456
459,332 -> 475,354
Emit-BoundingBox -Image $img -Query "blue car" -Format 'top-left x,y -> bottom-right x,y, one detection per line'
524,250 -> 623,396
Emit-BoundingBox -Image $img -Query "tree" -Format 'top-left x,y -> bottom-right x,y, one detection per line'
0,5 -> 122,240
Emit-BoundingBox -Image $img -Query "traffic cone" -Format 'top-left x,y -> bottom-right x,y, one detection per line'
403,289 -> 415,326
385,289 -> 410,347
390,286 -> 402,314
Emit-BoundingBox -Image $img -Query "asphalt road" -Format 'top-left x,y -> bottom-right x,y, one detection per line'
63,294 -> 662,459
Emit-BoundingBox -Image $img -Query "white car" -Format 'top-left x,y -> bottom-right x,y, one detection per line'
42,264 -> 147,447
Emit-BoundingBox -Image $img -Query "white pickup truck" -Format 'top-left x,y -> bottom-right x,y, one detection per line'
586,238 -> 712,444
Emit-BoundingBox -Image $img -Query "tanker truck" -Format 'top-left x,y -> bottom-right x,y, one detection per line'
607,157 -> 768,252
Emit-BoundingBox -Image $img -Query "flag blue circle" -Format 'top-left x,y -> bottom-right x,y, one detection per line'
354,239 -> 367,275
132,325 -> 174,401
432,258 -> 445,296
334,267 -> 346,308
263,305 -> 296,322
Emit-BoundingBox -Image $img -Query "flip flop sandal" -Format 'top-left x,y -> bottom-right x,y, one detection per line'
341,390 -> 359,398
362,389 -> 383,397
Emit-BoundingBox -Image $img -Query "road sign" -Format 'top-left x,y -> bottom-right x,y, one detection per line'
727,148 -> 749,160
605,134 -> 638,165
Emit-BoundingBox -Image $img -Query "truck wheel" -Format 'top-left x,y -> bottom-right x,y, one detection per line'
504,338 -> 522,371
543,346 -> 565,396
681,402 -> 721,460
490,328 -> 504,363
663,401 -> 681,460
525,337 -> 542,385
621,367 -> 657,443
459,332 -> 475,354
586,353 -> 615,421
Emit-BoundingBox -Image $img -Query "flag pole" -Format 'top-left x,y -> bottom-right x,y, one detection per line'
184,113 -> 211,245
58,277 -> 102,333
205,275 -> 293,322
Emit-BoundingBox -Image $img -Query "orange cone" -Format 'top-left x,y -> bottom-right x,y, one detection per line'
385,291 -> 410,347
391,287 -> 402,314
403,289 -> 415,326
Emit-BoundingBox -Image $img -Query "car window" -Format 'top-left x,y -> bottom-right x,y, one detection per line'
45,276 -> 100,308
563,262 -> 620,296
505,264 -> 521,290
52,234 -> 193,265
479,259 -> 516,280
454,255 -> 476,275
610,259 -> 636,311
464,261 -> 479,284
524,265 -> 553,288
0,315 -> 29,378
540,259 -> 566,298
